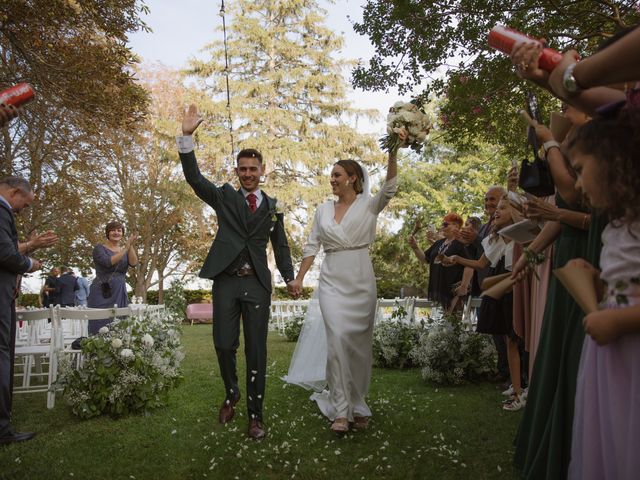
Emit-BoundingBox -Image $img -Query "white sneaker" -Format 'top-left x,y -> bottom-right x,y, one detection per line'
502,394 -> 526,411
502,384 -> 514,396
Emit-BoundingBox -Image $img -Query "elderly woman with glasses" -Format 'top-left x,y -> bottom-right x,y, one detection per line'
408,212 -> 467,311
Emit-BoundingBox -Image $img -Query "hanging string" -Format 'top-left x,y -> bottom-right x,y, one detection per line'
219,0 -> 235,162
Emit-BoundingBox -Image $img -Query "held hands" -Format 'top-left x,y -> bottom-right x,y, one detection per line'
182,104 -> 203,136
583,310 -> 620,345
287,279 -> 302,299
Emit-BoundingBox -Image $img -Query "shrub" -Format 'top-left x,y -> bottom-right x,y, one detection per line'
55,309 -> 184,419
372,302 -> 424,369
164,279 -> 187,320
283,312 -> 306,342
410,313 -> 496,385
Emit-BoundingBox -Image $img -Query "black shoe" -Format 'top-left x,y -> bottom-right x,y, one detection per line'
0,431 -> 36,445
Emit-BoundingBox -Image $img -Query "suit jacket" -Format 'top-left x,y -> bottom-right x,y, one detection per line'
180,150 -> 294,292
57,272 -> 79,305
0,201 -> 31,301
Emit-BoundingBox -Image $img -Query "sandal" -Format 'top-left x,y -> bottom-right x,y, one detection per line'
330,417 -> 349,434
353,416 -> 369,431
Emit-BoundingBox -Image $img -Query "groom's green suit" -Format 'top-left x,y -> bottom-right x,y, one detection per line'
180,150 -> 294,421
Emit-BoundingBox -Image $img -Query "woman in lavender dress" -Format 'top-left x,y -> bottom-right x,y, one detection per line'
87,221 -> 137,334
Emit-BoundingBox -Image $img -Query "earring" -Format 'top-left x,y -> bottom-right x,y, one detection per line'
346,180 -> 350,186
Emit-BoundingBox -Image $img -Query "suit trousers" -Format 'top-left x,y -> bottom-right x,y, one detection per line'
0,298 -> 16,436
212,273 -> 271,421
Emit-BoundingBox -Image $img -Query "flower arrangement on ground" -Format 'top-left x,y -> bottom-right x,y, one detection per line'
410,312 -> 496,385
372,302 -> 425,369
55,310 -> 184,419
283,310 -> 306,342
379,100 -> 432,153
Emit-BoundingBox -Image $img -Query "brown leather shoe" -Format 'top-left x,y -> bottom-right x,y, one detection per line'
248,419 -> 266,440
218,393 -> 241,424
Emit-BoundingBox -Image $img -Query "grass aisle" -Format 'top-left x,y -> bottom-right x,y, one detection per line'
1,326 -> 521,479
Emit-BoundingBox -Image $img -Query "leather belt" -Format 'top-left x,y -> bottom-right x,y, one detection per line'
234,266 -> 255,277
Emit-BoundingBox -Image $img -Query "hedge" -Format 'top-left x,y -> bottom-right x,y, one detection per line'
17,286 -> 315,309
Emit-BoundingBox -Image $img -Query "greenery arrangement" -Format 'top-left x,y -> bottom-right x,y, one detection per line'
163,279 -> 188,320
283,311 -> 306,342
372,302 -> 425,369
410,313 -> 496,385
55,310 -> 184,419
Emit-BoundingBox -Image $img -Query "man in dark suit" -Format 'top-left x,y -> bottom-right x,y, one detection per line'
57,267 -> 78,307
42,267 -> 60,307
177,105 -> 296,440
0,176 -> 49,445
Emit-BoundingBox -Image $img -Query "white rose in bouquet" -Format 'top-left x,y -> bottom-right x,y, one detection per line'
380,100 -> 432,153
98,326 -> 109,335
142,333 -> 154,347
111,338 -> 123,349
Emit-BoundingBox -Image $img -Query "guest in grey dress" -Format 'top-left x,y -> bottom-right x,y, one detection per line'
87,221 -> 137,334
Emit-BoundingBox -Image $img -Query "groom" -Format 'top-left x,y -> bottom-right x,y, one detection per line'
177,105 -> 296,439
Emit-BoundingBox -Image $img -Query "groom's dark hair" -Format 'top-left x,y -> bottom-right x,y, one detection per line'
335,159 -> 364,194
237,148 -> 263,164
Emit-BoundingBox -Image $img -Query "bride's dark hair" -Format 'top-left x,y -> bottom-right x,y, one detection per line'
335,159 -> 365,194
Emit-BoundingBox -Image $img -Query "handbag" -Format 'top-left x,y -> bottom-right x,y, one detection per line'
100,273 -> 115,299
518,93 -> 556,197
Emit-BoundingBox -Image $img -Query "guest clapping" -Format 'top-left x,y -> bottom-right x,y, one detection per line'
86,221 -> 137,334
409,213 -> 466,311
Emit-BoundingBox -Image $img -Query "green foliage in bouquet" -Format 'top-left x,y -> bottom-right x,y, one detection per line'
372,302 -> 425,369
55,311 -> 184,419
410,312 -> 496,385
283,310 -> 306,342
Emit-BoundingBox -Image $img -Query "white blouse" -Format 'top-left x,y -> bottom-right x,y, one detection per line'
481,235 -> 514,271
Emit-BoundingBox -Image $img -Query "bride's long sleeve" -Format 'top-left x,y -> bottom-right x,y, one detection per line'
368,176 -> 398,215
302,207 -> 322,258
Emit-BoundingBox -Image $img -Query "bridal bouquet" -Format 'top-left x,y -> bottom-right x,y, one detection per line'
379,100 -> 432,153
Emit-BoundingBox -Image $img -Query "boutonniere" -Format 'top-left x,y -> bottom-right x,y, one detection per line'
268,200 -> 283,228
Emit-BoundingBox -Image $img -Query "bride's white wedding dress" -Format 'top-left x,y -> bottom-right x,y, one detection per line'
284,175 -> 397,421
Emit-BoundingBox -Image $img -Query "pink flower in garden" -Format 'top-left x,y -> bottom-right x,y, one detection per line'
472,106 -> 482,114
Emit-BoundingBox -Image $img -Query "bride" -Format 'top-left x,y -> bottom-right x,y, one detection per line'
285,147 -> 399,433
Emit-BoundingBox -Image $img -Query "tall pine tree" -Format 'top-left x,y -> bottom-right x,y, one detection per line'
186,0 -> 385,250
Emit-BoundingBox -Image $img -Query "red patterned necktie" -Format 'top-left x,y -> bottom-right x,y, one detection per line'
247,193 -> 257,213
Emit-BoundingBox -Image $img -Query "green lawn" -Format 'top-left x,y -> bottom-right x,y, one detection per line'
1,326 -> 521,479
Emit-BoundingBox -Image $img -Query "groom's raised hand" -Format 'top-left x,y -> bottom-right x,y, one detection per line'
182,104 -> 203,135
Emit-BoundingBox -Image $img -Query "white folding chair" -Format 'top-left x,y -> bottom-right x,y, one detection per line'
13,308 -> 56,401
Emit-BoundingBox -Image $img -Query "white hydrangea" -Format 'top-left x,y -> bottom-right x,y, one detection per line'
142,333 -> 154,347
111,338 -> 123,349
120,348 -> 134,361
98,326 -> 109,335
